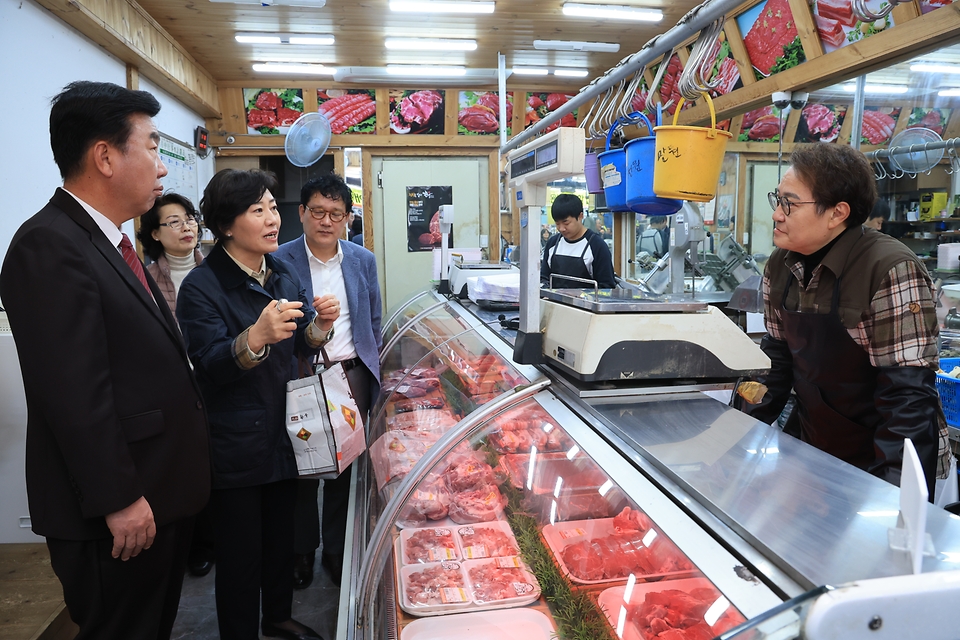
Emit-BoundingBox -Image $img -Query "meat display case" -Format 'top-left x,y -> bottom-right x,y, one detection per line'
336,289 -> 960,640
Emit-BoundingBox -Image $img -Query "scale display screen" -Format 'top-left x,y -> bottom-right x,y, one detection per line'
510,150 -> 536,178
535,140 -> 558,169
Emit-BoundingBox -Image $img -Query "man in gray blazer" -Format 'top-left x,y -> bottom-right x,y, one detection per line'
273,173 -> 382,589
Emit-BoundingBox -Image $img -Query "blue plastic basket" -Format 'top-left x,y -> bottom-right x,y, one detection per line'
936,357 -> 960,427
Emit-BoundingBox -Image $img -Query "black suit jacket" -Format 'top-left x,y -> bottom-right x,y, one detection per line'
0,188 -> 211,540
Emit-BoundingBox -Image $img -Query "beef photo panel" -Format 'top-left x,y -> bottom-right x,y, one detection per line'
813,0 -> 895,53
794,104 -> 847,143
525,93 -> 578,131
317,89 -> 377,135
736,0 -> 804,79
243,88 -> 304,135
459,91 -> 514,136
860,107 -> 902,146
390,89 -> 446,135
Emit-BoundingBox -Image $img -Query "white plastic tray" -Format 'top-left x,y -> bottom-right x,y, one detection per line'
455,521 -> 520,559
461,557 -> 541,606
400,608 -> 556,640
597,578 -> 746,640
400,526 -> 462,564
542,518 -> 696,585
399,561 -> 472,615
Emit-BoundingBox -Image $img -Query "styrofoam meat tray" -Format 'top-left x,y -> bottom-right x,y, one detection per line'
400,526 -> 462,565
396,539 -> 541,617
597,578 -> 746,640
542,518 -> 698,586
400,607 -> 556,640
456,521 -> 520,559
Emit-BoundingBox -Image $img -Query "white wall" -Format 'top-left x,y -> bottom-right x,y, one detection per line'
0,0 -> 214,543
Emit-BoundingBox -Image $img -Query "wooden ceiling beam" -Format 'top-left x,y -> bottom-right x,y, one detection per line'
33,0 -> 220,117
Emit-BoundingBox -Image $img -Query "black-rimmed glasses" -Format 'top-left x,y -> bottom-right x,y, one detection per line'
768,191 -> 816,217
304,206 -> 346,222
159,217 -> 200,231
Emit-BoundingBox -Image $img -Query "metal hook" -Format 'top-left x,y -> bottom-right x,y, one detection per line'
852,0 -> 896,22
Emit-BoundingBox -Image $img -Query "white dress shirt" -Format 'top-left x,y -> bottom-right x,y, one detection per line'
305,236 -> 357,361
62,189 -> 123,253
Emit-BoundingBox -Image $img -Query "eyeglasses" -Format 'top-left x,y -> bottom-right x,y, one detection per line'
304,206 -> 347,222
159,217 -> 200,231
768,191 -> 817,217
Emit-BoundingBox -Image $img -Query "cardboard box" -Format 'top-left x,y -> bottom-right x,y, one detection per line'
920,191 -> 948,221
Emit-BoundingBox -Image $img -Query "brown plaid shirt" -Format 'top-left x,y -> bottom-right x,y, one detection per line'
763,257 -> 951,478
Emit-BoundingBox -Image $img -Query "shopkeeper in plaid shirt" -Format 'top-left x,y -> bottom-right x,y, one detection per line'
739,144 -> 950,498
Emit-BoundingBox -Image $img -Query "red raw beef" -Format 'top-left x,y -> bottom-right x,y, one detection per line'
815,13 -> 846,48
546,93 -> 570,111
628,585 -> 746,640
712,58 -> 741,96
407,90 -> 443,124
247,109 -> 279,128
404,564 -> 465,606
741,106 -> 774,130
803,104 -> 838,138
748,114 -> 783,140
818,0 -> 857,28
467,563 -> 534,602
404,528 -> 459,564
447,486 -> 506,524
459,105 -> 498,133
918,110 -> 945,135
276,107 -> 300,126
862,110 -> 897,144
477,92 -> 513,121
442,457 -> 496,492
743,0 -> 799,75
255,91 -> 281,111
659,55 -> 685,114
613,506 -> 653,532
399,478 -> 452,525
457,525 -> 518,557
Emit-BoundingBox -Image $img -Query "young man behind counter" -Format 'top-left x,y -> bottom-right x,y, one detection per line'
541,194 -> 616,289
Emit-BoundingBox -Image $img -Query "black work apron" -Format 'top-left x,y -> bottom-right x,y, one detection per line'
549,238 -> 593,288
780,263 -> 881,470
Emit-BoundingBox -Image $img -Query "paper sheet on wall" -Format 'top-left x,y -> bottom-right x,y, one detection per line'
159,133 -> 199,208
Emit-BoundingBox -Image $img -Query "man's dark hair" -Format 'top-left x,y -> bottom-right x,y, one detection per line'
648,216 -> 667,227
351,217 -> 363,237
137,193 -> 200,260
551,193 -> 583,222
790,144 -> 877,226
50,81 -> 161,181
301,173 -> 352,208
868,200 -> 891,223
201,169 -> 278,242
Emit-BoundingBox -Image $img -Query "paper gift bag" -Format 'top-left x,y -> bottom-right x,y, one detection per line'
317,355 -> 367,475
286,374 -> 339,477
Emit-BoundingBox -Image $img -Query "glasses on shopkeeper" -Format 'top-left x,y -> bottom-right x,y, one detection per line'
768,191 -> 817,217
159,217 -> 200,231
304,206 -> 347,222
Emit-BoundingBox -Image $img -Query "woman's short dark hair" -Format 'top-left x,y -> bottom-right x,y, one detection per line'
301,173 -> 352,208
790,144 -> 876,226
137,193 -> 199,260
201,169 -> 278,242
50,81 -> 161,181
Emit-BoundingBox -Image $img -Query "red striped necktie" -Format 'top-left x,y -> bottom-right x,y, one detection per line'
119,233 -> 155,300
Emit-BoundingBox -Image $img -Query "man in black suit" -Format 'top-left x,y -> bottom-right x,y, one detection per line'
0,81 -> 210,640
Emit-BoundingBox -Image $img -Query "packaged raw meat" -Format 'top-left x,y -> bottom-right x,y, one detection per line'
397,476 -> 452,527
500,453 -> 605,494
401,561 -> 470,610
394,397 -> 446,413
457,522 -> 520,559
442,455 -> 498,492
386,410 -> 459,434
465,558 -> 540,604
488,426 -> 573,454
448,485 -> 507,524
614,506 -> 653,532
369,430 -> 441,490
402,527 -> 462,564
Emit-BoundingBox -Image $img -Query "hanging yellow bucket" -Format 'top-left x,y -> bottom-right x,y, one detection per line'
652,92 -> 732,202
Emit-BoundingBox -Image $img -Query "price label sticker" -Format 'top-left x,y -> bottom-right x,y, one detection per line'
496,556 -> 522,568
512,581 -> 535,596
559,527 -> 587,540
434,528 -> 450,536
440,587 -> 469,604
428,547 -> 457,562
463,545 -> 488,559
458,527 -> 475,536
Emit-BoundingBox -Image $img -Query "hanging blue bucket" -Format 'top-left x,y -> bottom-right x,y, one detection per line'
597,119 -> 630,212
625,110 -> 683,215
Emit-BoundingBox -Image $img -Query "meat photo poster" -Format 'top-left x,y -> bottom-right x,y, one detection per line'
653,53 -> 691,116
317,89 -> 376,134
706,31 -> 743,99
738,106 -> 785,142
794,104 -> 847,143
407,186 -> 453,252
243,88 -> 304,135
525,93 -> 577,131
736,0 -> 805,80
458,91 -> 514,136
390,90 -> 446,134
812,0 -> 895,54
859,107 -> 902,146
906,108 -> 951,137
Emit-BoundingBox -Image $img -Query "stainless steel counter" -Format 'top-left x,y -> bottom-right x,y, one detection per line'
584,392 -> 960,588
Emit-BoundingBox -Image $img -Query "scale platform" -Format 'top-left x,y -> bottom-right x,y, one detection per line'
539,291 -> 769,382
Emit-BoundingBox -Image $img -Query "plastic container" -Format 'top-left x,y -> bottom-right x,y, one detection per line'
400,526 -> 462,564
455,521 -> 520,559
584,151 -> 604,194
597,120 -> 631,212
624,110 -> 683,215
936,357 -> 960,427
653,92 -> 733,202
399,560 -> 472,615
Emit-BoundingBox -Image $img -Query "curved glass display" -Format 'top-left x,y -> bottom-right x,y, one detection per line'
381,290 -> 445,349
366,394 -> 754,640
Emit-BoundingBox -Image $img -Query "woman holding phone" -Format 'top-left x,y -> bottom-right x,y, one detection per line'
177,169 -> 338,640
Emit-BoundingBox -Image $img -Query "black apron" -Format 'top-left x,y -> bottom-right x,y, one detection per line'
549,237 -> 593,288
780,252 -> 881,470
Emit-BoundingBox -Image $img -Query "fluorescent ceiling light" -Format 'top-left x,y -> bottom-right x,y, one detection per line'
236,33 -> 282,44
390,0 -> 495,13
385,37 -> 477,51
288,35 -> 335,45
939,88 -> 960,96
237,33 -> 335,45
252,63 -> 336,75
386,64 -> 467,76
512,67 -> 550,75
562,3 -> 662,21
534,39 -> 620,52
554,68 -> 589,77
842,84 -> 908,94
912,63 -> 960,74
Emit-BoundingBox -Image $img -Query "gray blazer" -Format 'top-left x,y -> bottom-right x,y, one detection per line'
273,236 -> 382,401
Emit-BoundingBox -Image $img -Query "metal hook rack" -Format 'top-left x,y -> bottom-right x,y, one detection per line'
865,136 -> 960,180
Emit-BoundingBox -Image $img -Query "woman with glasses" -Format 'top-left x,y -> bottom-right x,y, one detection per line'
137,192 -> 203,314
736,144 -> 949,501
177,169 -> 338,640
